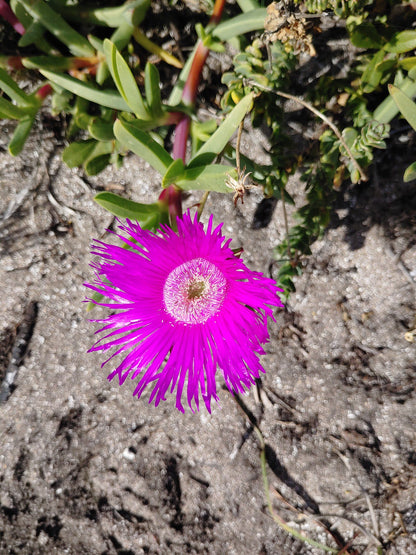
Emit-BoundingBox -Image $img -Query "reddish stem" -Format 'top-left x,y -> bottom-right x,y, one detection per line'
210,0 -> 226,24
181,42 -> 209,107
35,83 -> 53,101
3,55 -> 24,70
159,185 -> 183,222
172,117 -> 191,162
165,111 -> 185,126
163,0 -> 226,219
0,0 -> 25,35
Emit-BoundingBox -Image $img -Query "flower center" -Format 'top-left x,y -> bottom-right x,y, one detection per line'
163,258 -> 227,324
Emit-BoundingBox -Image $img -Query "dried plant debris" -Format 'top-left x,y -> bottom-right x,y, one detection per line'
264,2 -> 316,56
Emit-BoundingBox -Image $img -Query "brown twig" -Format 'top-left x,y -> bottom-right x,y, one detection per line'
244,79 -> 368,183
197,190 -> 210,221
235,120 -> 244,176
280,187 -> 291,263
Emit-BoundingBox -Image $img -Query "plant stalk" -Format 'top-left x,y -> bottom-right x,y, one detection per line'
163,0 -> 227,221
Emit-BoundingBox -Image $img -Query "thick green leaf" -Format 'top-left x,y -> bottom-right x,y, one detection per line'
374,76 -> 416,123
0,68 -> 36,107
189,93 -> 254,168
103,39 -> 149,120
403,160 -> 416,182
162,158 -> 185,187
385,30 -> 416,54
8,115 -> 36,155
94,192 -> 162,224
375,59 -> 396,79
175,165 -> 236,193
18,0 -> 95,57
96,61 -> 110,86
341,127 -> 358,148
75,141 -> 113,175
114,118 -> 173,175
11,0 -> 56,54
361,49 -> 385,92
22,56 -> 72,72
110,21 -> 134,51
74,110 -> 93,131
235,0 -> 259,12
0,96 -> 26,119
408,65 -> 416,81
51,88 -> 73,114
63,139 -> 113,174
400,57 -> 416,71
62,140 -> 97,167
54,0 -> 150,28
389,84 -> 416,131
87,34 -> 104,53
39,70 -> 131,111
191,119 -> 217,142
349,22 -> 383,49
88,118 -> 115,141
85,154 -> 111,176
145,62 -> 163,117
213,9 -> 267,41
72,95 -> 90,129
18,20 -> 43,47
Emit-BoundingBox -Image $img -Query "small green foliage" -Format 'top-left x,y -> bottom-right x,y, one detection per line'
94,192 -> 167,228
114,118 -> 174,175
189,93 -> 254,167
17,0 -> 95,57
222,40 -> 295,110
213,8 -> 267,41
296,0 -> 374,17
388,84 -> 416,182
104,39 -> 150,120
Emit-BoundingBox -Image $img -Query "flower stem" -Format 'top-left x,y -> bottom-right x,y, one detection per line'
166,0 -> 227,220
35,83 -> 53,102
172,116 -> 191,162
159,185 -> 183,227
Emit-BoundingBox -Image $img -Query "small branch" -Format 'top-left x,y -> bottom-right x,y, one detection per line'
169,0 -> 227,218
235,120 -> 244,176
197,190 -> 210,221
133,28 -> 183,69
174,0 -> 225,154
260,450 -> 339,553
245,79 -> 368,183
280,187 -> 291,263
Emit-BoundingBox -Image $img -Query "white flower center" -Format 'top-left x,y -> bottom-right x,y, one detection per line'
163,258 -> 227,324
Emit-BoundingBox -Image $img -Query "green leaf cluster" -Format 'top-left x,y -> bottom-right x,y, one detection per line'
388,84 -> 416,182
1,0 -> 416,300
0,68 -> 42,155
113,92 -> 254,194
222,39 -> 295,110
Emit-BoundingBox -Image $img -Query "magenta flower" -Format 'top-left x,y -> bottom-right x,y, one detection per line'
85,212 -> 283,412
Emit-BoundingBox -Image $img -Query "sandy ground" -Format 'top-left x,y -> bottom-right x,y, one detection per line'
0,116 -> 415,554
